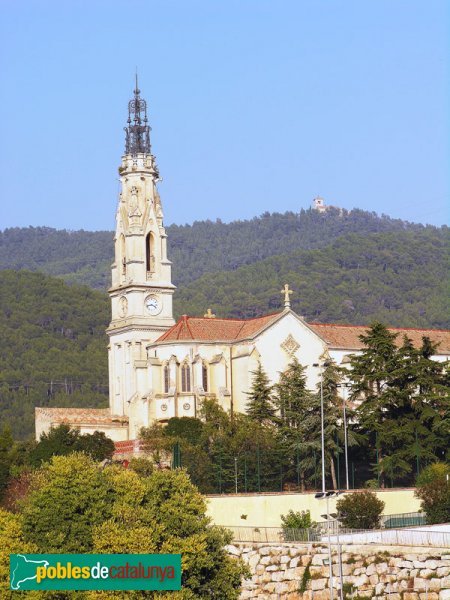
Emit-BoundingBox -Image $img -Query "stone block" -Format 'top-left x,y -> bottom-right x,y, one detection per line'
369,574 -> 379,585
341,563 -> 353,576
259,547 -> 271,556
290,557 -> 300,568
281,554 -> 290,564
366,563 -> 377,576
255,564 -> 265,576
375,562 -> 388,575
401,561 -> 415,569
311,578 -> 327,591
311,554 -> 329,566
420,569 -> 435,578
302,555 -> 312,566
271,571 -> 284,582
414,578 -> 427,591
266,565 -> 278,572
427,561 -> 439,570
421,594 -> 439,600
440,591 -> 450,600
262,572 -> 272,583
353,574 -> 369,587
414,561 -> 428,569
248,554 -> 260,570
429,579 -> 443,592
225,544 -> 241,556
388,594 -> 402,600
263,582 -> 276,592
438,568 -> 450,577
260,556 -> 271,565
270,555 -> 281,565
274,582 -> 289,594
403,593 -> 419,600
442,577 -> 450,589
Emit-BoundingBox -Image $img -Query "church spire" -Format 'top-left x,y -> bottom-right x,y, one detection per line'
124,76 -> 151,155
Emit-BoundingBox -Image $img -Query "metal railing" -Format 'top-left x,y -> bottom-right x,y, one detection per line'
227,525 -> 450,547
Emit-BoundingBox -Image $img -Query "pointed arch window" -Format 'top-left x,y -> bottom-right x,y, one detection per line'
202,363 -> 208,392
163,365 -> 170,394
146,233 -> 155,272
181,363 -> 191,393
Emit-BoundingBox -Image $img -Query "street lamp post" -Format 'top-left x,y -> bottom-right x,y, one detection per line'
313,361 -> 330,494
336,382 -> 352,490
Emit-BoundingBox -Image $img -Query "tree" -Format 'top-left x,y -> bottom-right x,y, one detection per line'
28,424 -> 114,466
19,453 -> 247,598
274,359 -> 315,490
280,510 -> 316,542
245,363 -> 276,425
350,324 -> 402,485
415,463 -> 450,525
21,453 -> 113,552
0,508 -> 40,599
336,490 -> 385,529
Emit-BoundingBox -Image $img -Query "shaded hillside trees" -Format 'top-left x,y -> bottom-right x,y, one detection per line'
0,271 -> 109,439
1,208 -> 445,289
174,229 -> 449,328
350,324 -> 450,486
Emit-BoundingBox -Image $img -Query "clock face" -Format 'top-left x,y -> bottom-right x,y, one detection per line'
145,295 -> 161,315
118,296 -> 128,318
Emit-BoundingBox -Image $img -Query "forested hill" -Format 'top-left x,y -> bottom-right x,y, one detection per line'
1,225 -> 448,438
0,271 -> 109,439
0,208 -> 443,289
174,229 -> 450,330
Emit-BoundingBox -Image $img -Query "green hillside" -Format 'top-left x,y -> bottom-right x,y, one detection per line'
0,271 -> 109,439
1,225 -> 448,439
174,229 -> 450,329
0,208 -> 442,288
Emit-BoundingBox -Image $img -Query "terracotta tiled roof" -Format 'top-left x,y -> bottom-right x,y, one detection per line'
35,407 -> 129,426
156,313 -> 280,342
156,312 -> 450,354
308,323 -> 450,354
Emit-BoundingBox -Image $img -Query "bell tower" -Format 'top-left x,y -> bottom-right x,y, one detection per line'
107,79 -> 175,420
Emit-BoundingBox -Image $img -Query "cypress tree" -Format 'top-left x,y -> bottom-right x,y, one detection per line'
245,362 -> 276,425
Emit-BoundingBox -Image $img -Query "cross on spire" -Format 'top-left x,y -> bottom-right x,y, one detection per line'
280,284 -> 293,308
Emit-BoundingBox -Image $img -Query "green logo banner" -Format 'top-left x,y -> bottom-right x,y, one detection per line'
10,554 -> 181,591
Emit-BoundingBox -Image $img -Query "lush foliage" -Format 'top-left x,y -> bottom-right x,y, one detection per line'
174,229 -> 449,328
27,424 -> 115,466
280,509 -> 314,530
350,325 -> 450,486
415,463 -> 450,525
336,490 -> 385,529
245,363 -> 276,424
0,270 -> 109,438
1,208 -> 441,289
18,453 -> 247,598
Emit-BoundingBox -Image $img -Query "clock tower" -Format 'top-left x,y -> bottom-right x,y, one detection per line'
107,80 -> 175,421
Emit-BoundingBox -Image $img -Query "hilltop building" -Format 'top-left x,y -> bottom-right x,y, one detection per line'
35,86 -> 450,443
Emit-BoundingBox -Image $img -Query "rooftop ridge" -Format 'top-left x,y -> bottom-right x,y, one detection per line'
309,322 -> 450,333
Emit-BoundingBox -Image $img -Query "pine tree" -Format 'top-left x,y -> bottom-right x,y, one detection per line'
350,323 -> 401,486
246,363 -> 276,425
274,359 -> 314,490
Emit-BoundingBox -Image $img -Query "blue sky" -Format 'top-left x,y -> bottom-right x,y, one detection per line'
0,0 -> 448,230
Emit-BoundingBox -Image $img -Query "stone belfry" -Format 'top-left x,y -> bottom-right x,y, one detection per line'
107,79 -> 175,424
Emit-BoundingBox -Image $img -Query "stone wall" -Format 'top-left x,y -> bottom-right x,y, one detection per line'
225,543 -> 450,600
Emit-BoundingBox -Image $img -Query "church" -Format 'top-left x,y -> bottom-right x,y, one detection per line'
35,84 -> 450,445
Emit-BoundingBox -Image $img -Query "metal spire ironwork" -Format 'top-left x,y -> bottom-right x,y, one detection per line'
124,76 -> 151,155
